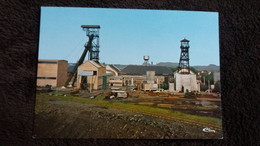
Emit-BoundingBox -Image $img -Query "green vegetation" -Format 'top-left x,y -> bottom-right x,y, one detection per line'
200,85 -> 208,91
184,91 -> 197,98
212,80 -> 221,93
199,72 -> 214,91
200,72 -> 214,85
190,67 -> 198,74
169,67 -> 178,73
159,83 -> 169,90
37,93 -> 222,126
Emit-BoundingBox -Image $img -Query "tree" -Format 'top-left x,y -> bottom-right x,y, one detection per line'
200,85 -> 208,91
159,83 -> 169,90
212,80 -> 221,93
169,67 -> 178,73
190,67 -> 198,74
200,72 -> 214,85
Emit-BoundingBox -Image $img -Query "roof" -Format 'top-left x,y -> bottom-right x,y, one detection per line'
181,38 -> 189,42
107,65 -> 121,72
38,59 -> 67,62
89,60 -> 105,68
174,69 -> 195,74
81,25 -> 100,29
89,60 -> 101,68
68,61 -> 104,73
121,65 -> 173,75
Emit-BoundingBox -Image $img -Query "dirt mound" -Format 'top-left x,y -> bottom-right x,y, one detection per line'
33,96 -> 222,139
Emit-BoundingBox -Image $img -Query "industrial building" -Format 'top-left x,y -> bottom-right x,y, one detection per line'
37,60 -> 68,87
106,65 -> 122,87
106,65 -> 120,76
76,60 -> 106,90
36,24 -> 202,94
143,71 -> 160,91
120,65 -> 174,90
108,76 -> 124,87
174,70 -> 200,92
173,39 -> 200,92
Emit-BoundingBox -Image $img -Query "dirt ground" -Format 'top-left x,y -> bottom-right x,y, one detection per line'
33,95 -> 222,139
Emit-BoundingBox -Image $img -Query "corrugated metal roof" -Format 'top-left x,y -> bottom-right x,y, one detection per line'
121,65 -> 173,75
89,60 -> 101,68
68,61 -> 104,73
107,65 -> 121,72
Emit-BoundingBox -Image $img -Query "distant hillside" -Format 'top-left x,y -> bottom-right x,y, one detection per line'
112,64 -> 128,70
192,64 -> 220,71
69,62 -> 219,72
156,62 -> 220,71
156,62 -> 179,67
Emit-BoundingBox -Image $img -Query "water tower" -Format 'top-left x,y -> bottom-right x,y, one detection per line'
143,55 -> 149,66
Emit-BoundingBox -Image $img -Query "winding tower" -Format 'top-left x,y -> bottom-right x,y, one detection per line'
178,38 -> 190,74
81,25 -> 100,62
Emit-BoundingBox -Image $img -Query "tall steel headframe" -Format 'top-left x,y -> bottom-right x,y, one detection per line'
81,25 -> 100,62
178,38 -> 190,74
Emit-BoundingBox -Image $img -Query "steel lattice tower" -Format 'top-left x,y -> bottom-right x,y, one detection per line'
178,38 -> 190,74
81,25 -> 100,62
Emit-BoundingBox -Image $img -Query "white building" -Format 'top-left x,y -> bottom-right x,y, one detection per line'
174,70 -> 200,93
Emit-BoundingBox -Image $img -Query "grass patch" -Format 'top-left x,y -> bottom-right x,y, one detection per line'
36,93 -> 222,126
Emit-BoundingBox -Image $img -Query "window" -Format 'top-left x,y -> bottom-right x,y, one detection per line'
93,71 -> 97,75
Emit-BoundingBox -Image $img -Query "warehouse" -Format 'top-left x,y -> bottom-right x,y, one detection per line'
37,59 -> 68,87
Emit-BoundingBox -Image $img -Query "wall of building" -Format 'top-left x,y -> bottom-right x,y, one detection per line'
174,73 -> 199,92
37,78 -> 57,87
118,74 -> 167,91
121,75 -> 145,86
77,61 -> 106,90
106,65 -> 119,76
37,60 -> 68,87
143,83 -> 158,91
57,60 -> 68,87
77,61 -> 97,90
169,83 -> 175,92
109,76 -> 124,87
146,71 -> 155,84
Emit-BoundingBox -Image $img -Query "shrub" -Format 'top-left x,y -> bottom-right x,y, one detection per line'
184,91 -> 197,98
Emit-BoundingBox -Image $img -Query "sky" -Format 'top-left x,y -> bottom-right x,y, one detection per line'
39,7 -> 219,66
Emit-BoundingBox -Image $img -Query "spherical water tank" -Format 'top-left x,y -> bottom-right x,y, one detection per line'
143,56 -> 149,61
